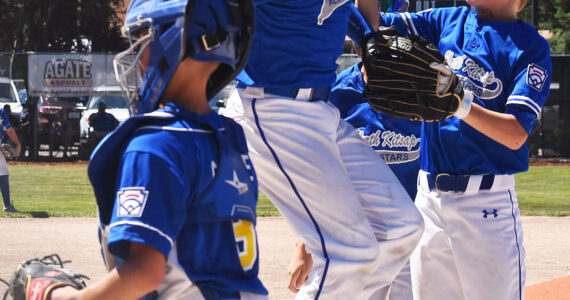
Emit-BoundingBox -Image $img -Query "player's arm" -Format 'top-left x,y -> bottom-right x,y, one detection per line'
51,242 -> 166,300
288,239 -> 313,293
355,0 -> 379,30
462,44 -> 551,151
461,105 -> 528,150
4,127 -> 21,155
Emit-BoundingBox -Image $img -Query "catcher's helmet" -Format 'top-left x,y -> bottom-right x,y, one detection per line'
114,0 -> 254,115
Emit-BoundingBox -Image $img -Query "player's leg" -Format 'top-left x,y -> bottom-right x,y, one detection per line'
449,176 -> 525,300
223,89 -> 384,299
410,186 -> 464,300
388,261 -> 412,300
336,115 -> 424,298
0,175 -> 10,209
0,154 -> 11,210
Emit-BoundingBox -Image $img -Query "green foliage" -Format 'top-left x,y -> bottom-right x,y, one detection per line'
518,0 -> 570,54
0,0 -> 126,52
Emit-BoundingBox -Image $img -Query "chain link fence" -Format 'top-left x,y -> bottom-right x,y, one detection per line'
2,52 -> 569,161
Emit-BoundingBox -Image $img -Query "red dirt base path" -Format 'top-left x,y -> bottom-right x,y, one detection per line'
526,275 -> 570,300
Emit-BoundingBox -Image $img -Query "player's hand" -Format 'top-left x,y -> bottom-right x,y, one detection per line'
50,285 -> 81,300
288,240 -> 313,293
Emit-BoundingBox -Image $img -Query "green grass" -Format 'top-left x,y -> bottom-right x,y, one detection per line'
5,163 -> 97,217
1,164 -> 568,217
515,166 -> 570,216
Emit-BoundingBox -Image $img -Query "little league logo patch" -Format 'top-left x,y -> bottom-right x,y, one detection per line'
117,187 -> 149,218
526,63 -> 548,92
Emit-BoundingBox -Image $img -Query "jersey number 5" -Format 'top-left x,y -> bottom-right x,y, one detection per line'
232,220 -> 258,271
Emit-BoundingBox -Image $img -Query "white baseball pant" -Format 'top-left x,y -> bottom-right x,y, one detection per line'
412,170 -> 525,300
222,87 -> 424,299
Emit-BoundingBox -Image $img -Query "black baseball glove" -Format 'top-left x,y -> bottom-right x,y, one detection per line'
361,26 -> 473,121
8,254 -> 88,300
1,143 -> 19,160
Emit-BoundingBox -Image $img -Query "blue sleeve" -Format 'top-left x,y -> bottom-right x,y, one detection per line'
330,63 -> 367,118
380,7 -> 469,47
347,4 -> 374,45
0,109 -> 12,129
107,151 -> 189,259
505,36 -> 552,133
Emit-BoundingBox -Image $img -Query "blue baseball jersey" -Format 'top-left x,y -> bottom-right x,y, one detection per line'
330,62 -> 421,199
381,7 -> 552,175
88,102 -> 267,298
237,0 -> 352,88
0,108 -> 12,139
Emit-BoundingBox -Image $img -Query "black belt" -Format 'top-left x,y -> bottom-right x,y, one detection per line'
426,173 -> 495,192
237,83 -> 330,102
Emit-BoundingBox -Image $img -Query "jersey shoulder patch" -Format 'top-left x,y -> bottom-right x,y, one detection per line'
526,63 -> 548,92
117,187 -> 149,218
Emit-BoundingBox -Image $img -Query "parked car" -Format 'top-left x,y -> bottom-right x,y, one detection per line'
32,95 -> 87,157
18,89 -> 27,106
78,94 -> 129,159
0,77 -> 25,122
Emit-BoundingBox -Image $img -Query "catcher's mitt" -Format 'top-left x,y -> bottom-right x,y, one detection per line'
8,254 -> 87,300
1,144 -> 19,160
361,26 -> 473,121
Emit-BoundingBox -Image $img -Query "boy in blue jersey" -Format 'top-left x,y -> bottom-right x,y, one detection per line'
51,0 -> 268,299
379,0 -> 551,299
0,107 -> 21,213
221,0 -> 424,299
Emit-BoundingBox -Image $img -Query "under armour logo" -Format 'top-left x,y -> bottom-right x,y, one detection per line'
482,209 -> 498,218
225,170 -> 248,195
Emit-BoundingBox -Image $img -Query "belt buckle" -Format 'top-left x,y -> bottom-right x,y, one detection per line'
434,173 -> 451,192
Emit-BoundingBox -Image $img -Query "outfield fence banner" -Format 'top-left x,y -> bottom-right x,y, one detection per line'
0,55 -> 11,78
28,53 -> 120,97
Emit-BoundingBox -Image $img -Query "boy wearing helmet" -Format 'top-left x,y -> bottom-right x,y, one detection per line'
52,0 -> 267,299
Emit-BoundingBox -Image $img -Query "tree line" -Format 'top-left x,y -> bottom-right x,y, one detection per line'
0,0 -> 126,53
0,0 -> 569,54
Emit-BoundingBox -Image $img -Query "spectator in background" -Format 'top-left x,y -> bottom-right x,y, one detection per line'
88,101 -> 119,142
49,110 -> 73,158
3,105 -> 23,152
0,106 -> 21,212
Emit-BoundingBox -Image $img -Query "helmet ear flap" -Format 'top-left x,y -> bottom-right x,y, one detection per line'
207,64 -> 233,100
201,0 -> 255,99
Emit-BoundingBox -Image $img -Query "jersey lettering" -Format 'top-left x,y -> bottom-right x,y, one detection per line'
232,220 -> 258,271
357,129 -> 420,151
445,50 -> 503,100
241,154 -> 254,182
317,0 -> 349,25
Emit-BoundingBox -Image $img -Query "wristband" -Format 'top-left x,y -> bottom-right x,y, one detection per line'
455,90 -> 473,119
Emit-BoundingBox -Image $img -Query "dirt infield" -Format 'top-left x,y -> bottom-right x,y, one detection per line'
1,216 -> 569,299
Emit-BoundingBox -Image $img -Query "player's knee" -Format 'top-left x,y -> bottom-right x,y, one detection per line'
410,215 -> 425,243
